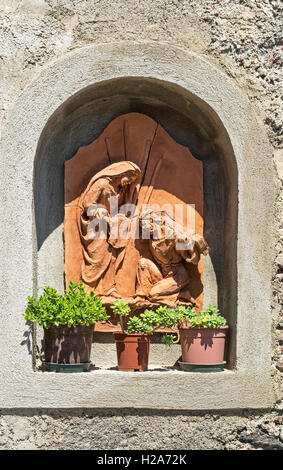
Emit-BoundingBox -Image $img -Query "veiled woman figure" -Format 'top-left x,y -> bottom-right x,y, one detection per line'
77,161 -> 141,297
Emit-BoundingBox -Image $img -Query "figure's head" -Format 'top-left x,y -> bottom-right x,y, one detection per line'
90,161 -> 141,186
120,172 -> 139,187
113,162 -> 141,186
80,161 -> 142,210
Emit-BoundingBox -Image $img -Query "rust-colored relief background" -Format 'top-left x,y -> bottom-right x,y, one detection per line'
64,113 -> 204,331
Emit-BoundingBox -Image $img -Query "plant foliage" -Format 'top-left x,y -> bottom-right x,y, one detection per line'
111,302 -> 180,341
110,300 -> 131,333
188,304 -> 226,328
111,301 -> 227,345
24,281 -> 109,329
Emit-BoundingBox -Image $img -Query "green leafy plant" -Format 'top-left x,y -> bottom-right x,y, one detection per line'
110,300 -> 131,333
24,281 -> 109,329
189,313 -> 226,329
127,309 -> 164,334
161,334 -> 176,346
181,304 -> 226,329
111,302 -> 180,341
202,304 -> 221,316
111,301 -> 226,345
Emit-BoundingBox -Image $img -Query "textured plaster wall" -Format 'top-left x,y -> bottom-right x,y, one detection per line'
1,409 -> 283,450
0,0 -> 282,450
0,0 -> 282,146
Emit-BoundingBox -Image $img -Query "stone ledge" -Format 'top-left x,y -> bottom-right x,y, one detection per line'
1,368 -> 275,410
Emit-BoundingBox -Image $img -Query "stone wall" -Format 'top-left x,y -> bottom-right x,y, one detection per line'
0,0 -> 282,450
1,409 -> 283,450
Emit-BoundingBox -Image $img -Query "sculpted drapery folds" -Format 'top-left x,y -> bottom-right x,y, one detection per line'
77,161 -> 141,297
76,160 -> 209,309
64,113 -> 209,319
136,211 -> 209,306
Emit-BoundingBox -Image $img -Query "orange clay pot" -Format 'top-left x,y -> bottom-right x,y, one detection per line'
179,326 -> 228,364
114,333 -> 151,371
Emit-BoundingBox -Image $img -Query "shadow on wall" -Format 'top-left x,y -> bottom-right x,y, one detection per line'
33,77 -> 238,368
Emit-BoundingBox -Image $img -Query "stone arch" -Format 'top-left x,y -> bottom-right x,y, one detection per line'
0,43 -> 276,406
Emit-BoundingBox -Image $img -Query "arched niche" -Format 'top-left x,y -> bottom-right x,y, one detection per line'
0,43 -> 276,408
34,76 -> 238,368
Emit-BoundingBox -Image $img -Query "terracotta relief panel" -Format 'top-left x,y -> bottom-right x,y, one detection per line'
64,113 -> 209,330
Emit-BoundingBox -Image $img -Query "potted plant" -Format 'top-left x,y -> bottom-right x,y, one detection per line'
111,302 -> 180,372
177,305 -> 228,372
24,281 -> 109,372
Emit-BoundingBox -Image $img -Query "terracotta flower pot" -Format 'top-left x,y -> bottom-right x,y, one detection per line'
114,333 -> 151,371
44,324 -> 94,365
179,326 -> 228,364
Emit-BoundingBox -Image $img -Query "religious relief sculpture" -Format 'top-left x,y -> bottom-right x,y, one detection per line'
77,161 -> 141,298
64,113 -> 209,327
136,212 -> 209,306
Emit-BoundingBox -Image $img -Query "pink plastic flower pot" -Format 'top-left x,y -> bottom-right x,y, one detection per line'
179,326 -> 228,364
